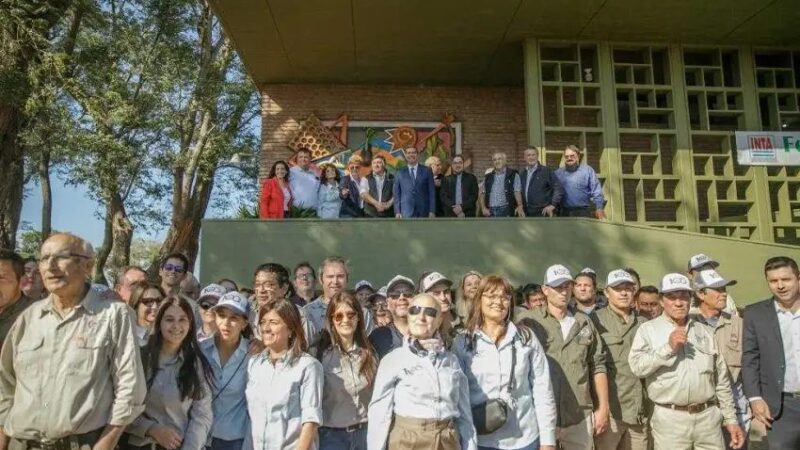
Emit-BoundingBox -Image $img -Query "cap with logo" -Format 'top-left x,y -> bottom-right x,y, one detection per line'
386,275 -> 415,293
693,269 -> 737,290
688,253 -> 719,271
544,264 -> 573,287
199,284 -> 227,301
354,280 -> 375,293
421,272 -> 452,293
661,273 -> 692,293
368,286 -> 388,303
580,267 -> 597,275
210,291 -> 250,316
606,269 -> 636,288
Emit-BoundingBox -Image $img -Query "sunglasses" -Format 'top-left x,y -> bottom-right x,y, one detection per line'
162,263 -> 185,274
334,311 -> 358,322
387,290 -> 413,300
140,297 -> 162,307
199,300 -> 217,309
408,305 -> 438,318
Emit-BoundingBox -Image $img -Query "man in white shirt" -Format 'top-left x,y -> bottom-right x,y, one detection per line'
359,156 -> 394,218
288,148 -> 320,212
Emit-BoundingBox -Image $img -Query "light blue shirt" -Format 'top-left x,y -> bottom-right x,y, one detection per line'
487,169 -> 521,208
303,297 -> 375,347
200,337 -> 251,444
366,340 -> 477,450
555,164 -> 605,209
246,352 -> 323,450
316,182 -> 342,218
775,302 -> 800,393
453,323 -> 557,448
289,166 -> 320,209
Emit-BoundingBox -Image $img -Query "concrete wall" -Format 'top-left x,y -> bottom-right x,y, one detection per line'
199,218 -> 800,306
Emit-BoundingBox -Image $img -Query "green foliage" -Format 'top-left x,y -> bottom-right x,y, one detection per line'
235,204 -> 259,219
16,226 -> 43,258
129,238 -> 161,269
289,206 -> 318,218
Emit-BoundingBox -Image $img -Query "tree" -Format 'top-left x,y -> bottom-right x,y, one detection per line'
0,0 -> 73,248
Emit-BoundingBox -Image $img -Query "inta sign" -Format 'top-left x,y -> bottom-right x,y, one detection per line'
736,131 -> 800,165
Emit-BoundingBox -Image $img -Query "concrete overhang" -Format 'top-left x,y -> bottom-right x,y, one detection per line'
210,0 -> 800,86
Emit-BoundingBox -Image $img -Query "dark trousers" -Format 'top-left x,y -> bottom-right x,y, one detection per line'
560,206 -> 593,218
13,428 -> 104,450
767,394 -> 800,450
488,205 -> 512,217
210,438 -> 244,450
524,205 -> 549,217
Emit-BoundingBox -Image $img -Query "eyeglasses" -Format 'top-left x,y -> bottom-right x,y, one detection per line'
254,281 -> 281,290
140,297 -> 162,307
39,253 -> 90,265
408,305 -> 438,318
334,311 -> 358,322
162,263 -> 185,274
387,290 -> 413,300
371,301 -> 388,310
199,300 -> 217,309
295,273 -> 313,281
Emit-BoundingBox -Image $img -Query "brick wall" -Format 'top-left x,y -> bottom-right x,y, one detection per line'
259,84 -> 528,182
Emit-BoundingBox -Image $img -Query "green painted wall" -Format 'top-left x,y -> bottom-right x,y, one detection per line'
199,218 -> 800,306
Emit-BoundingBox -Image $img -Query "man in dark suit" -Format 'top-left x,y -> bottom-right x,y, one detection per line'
743,256 -> 800,450
393,147 -> 436,218
440,154 -> 479,217
359,156 -> 394,218
520,146 -> 563,217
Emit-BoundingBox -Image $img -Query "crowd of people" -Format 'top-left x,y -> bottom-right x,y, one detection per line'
259,145 -> 606,220
0,234 -> 798,450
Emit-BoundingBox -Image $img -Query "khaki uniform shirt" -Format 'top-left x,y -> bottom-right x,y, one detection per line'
515,306 -> 606,427
628,314 -> 737,425
319,345 -> 373,428
0,286 -> 147,440
689,311 -> 743,384
591,307 -> 649,425
0,295 -> 33,346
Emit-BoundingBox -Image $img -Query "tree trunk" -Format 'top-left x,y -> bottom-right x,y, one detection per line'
110,192 -> 132,272
94,202 -> 114,284
156,174 -> 215,272
0,104 -> 24,249
39,149 -> 52,239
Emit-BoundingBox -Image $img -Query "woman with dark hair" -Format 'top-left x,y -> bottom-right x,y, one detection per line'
217,278 -> 239,293
259,160 -> 292,219
368,293 -> 477,450
124,295 -> 214,450
201,291 -> 254,450
129,281 -> 166,346
247,299 -> 323,450
453,275 -> 556,450
315,291 -> 378,450
316,163 -> 342,219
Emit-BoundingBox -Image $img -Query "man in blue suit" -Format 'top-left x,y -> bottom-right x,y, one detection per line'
393,147 -> 436,218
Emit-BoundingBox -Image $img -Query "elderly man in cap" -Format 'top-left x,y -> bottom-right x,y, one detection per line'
516,264 -> 609,450
629,273 -> 744,450
367,286 -> 391,328
420,271 -> 462,344
591,270 -> 650,450
690,269 -> 750,450
197,283 -> 227,341
688,253 -> 739,315
0,233 -> 146,450
354,280 -> 375,308
369,275 -> 415,358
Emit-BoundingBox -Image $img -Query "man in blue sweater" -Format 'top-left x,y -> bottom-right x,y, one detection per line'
555,145 -> 606,219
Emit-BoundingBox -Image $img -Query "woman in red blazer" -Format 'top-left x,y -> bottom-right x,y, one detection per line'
259,160 -> 293,219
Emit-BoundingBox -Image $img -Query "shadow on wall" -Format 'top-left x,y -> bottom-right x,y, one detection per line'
199,218 -> 800,303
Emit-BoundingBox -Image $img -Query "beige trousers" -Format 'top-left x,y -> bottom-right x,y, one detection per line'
651,405 -> 724,450
557,410 -> 595,450
594,417 -> 650,450
388,415 -> 459,450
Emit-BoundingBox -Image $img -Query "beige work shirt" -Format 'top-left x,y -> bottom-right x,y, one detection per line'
591,307 -> 649,425
515,306 -> 606,427
628,314 -> 737,425
0,286 -> 147,440
689,311 -> 743,384
319,345 -> 373,428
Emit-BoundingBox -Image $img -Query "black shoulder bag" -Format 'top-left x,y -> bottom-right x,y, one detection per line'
471,337 -> 516,435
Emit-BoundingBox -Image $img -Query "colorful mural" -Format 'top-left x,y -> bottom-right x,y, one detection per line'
286,114 -> 462,178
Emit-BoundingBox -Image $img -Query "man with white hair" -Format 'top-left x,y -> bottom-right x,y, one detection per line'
479,152 -> 524,217
0,233 -> 146,450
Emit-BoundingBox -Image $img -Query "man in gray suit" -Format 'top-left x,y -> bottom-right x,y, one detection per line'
742,256 -> 800,450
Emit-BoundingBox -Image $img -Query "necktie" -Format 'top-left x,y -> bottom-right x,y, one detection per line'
411,166 -> 416,181
455,174 -> 462,205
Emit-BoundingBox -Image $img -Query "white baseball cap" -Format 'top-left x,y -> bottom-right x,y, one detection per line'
199,283 -> 227,301
210,291 -> 250,316
544,264 -> 573,287
694,269 -> 737,290
688,253 -> 719,271
354,280 -> 374,293
580,267 -> 597,276
386,275 -> 415,293
368,286 -> 388,303
661,273 -> 692,293
606,269 -> 636,288
421,272 -> 452,293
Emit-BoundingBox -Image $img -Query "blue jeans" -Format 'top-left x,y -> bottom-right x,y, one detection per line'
478,438 -> 539,450
319,426 -> 367,450
489,205 -> 512,217
209,438 -> 243,450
